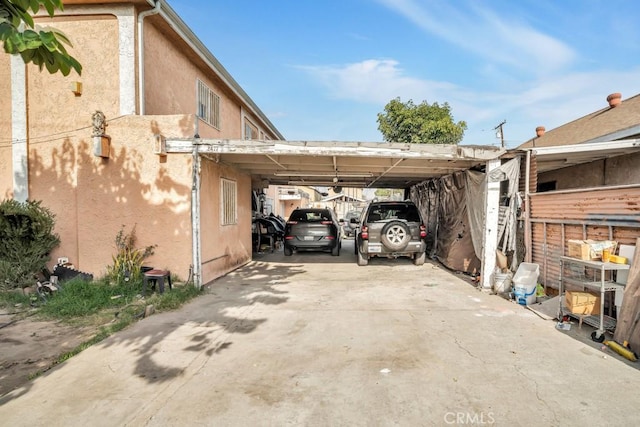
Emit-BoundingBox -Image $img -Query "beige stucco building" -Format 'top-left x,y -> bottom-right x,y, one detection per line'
0,0 -> 283,286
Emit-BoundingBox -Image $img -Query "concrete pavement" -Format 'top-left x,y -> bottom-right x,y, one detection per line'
1,239 -> 639,426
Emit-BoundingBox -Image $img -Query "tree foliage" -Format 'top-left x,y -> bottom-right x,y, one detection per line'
377,97 -> 467,144
0,0 -> 82,76
0,199 -> 60,290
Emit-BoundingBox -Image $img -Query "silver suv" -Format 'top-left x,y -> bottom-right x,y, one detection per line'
353,201 -> 426,266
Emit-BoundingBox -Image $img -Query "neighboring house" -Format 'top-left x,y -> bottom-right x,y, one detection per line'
518,93 -> 640,289
262,185 -> 313,219
319,192 -> 367,220
0,0 -> 283,286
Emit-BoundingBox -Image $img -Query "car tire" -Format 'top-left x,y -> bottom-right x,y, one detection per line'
357,249 -> 368,266
413,250 -> 426,266
380,221 -> 411,251
284,245 -> 293,256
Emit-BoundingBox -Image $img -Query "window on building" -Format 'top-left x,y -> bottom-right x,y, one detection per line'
537,181 -> 557,193
244,117 -> 259,140
197,80 -> 220,129
221,178 -> 237,225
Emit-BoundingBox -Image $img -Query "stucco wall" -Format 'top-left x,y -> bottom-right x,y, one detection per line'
0,54 -> 12,198
538,152 -> 640,190
199,158 -> 253,285
143,21 -> 242,140
605,151 -> 640,185
2,3 -> 282,285
28,113 -> 195,280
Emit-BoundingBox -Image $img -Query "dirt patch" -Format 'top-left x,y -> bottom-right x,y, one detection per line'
0,309 -> 96,396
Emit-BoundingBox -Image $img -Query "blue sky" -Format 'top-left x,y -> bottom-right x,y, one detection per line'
169,0 -> 640,148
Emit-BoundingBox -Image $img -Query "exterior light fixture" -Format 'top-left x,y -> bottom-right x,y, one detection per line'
92,110 -> 111,158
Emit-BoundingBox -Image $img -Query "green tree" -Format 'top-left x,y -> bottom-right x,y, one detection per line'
377,97 -> 467,144
0,0 -> 82,76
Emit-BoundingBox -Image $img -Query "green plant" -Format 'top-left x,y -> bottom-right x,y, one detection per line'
0,199 -> 60,291
106,225 -> 156,285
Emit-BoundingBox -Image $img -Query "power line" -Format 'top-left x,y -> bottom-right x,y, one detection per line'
0,115 -> 127,148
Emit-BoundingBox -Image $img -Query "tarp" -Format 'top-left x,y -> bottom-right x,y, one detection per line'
410,157 -> 521,275
411,172 -> 480,274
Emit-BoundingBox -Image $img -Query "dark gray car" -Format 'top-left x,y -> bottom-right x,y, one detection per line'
284,208 -> 341,256
353,201 -> 426,266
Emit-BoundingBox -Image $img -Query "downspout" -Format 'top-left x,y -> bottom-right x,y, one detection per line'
138,0 -> 161,115
191,142 -> 202,288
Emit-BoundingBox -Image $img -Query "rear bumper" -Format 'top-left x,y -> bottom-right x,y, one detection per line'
285,237 -> 339,251
362,241 -> 426,257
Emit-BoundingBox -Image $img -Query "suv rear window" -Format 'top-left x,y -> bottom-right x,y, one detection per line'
367,204 -> 421,222
289,210 -> 332,222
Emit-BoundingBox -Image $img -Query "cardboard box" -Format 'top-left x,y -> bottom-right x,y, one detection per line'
565,290 -> 600,315
567,240 -> 617,261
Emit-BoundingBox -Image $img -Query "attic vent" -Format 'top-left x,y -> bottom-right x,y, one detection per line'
607,92 -> 622,108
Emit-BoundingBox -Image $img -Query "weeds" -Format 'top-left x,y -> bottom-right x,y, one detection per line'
17,276 -> 203,381
106,225 -> 156,285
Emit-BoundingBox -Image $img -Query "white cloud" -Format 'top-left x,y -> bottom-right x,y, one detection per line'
375,0 -> 576,75
296,59 -> 459,104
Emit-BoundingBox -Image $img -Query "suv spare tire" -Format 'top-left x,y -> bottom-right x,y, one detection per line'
380,221 -> 411,251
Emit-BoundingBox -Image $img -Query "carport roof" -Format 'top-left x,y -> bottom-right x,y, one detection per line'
522,139 -> 640,173
166,139 -> 505,188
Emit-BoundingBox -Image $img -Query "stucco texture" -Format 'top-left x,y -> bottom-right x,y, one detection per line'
143,19 -> 242,140
539,152 -> 640,191
199,159 -> 253,284
28,114 -> 195,280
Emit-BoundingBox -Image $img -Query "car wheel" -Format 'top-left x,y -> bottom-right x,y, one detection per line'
357,249 -> 368,266
380,221 -> 411,251
331,244 -> 340,256
413,250 -> 426,266
284,245 -> 293,256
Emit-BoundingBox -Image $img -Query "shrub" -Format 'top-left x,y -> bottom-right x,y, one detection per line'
0,199 -> 60,291
106,225 -> 156,285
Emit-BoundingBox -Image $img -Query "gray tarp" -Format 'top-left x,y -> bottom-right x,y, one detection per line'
411,172 -> 480,274
411,157 -> 521,274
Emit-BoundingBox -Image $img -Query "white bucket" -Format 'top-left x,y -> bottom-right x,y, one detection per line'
493,272 -> 512,293
512,262 -> 540,305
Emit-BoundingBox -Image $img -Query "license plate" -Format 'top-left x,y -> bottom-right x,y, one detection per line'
303,236 -> 314,241
369,246 -> 381,253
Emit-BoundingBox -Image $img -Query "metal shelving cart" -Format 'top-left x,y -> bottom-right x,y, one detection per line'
558,256 -> 629,342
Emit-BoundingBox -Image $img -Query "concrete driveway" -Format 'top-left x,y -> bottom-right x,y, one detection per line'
1,239 -> 638,426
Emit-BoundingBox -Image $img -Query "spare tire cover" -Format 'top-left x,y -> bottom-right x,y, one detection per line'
380,221 -> 411,251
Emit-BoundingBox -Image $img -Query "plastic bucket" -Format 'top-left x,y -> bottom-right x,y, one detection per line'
513,282 -> 537,305
512,262 -> 540,305
493,272 -> 512,293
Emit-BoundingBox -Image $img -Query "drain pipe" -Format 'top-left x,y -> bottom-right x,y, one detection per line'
138,0 -> 161,115
191,142 -> 202,288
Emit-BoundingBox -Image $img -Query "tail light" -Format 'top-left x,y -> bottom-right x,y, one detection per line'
361,225 -> 369,240
326,236 -> 335,240
420,224 -> 427,238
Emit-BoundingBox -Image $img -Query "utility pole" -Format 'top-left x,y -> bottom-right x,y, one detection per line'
494,120 -> 506,148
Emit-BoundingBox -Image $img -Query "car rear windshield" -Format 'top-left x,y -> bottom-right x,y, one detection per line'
367,204 -> 421,222
289,210 -> 332,222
